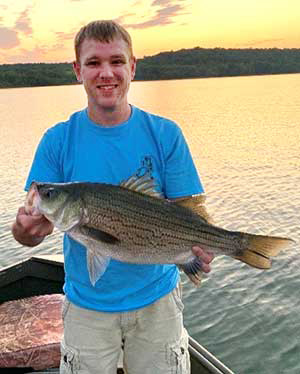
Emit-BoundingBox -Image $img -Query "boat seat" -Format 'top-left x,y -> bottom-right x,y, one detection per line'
0,294 -> 64,370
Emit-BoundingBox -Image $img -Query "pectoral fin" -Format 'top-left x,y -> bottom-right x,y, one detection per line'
87,249 -> 111,286
81,226 -> 119,244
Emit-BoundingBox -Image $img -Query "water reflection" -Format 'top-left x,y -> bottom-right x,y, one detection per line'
0,74 -> 299,373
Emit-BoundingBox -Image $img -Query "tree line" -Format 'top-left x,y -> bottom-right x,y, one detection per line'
1,47 -> 300,88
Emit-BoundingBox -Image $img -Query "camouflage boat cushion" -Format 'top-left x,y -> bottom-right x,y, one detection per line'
0,294 -> 63,370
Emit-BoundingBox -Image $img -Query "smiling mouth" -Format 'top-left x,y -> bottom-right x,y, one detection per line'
97,84 -> 118,90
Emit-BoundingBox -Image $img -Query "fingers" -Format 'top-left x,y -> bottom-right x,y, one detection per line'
15,206 -> 54,237
192,246 -> 214,273
17,206 -> 43,221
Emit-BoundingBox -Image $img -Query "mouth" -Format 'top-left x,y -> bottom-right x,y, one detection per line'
96,84 -> 118,91
25,182 -> 41,216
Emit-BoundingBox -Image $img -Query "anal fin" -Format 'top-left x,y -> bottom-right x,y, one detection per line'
179,257 -> 203,286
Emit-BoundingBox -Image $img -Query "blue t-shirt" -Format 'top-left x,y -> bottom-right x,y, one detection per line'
25,106 -> 204,312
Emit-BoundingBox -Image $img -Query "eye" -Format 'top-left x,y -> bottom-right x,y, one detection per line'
86,61 -> 99,66
112,59 -> 125,65
44,188 -> 58,199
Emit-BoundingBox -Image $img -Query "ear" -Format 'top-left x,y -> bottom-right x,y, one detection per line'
73,61 -> 82,83
130,57 -> 137,81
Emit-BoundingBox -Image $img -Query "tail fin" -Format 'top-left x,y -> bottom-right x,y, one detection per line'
234,234 -> 294,269
178,257 -> 203,286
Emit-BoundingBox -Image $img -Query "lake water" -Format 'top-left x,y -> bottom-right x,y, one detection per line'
1,74 -> 299,373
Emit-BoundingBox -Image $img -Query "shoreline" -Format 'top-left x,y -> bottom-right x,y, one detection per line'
1,47 -> 300,89
1,71 -> 299,90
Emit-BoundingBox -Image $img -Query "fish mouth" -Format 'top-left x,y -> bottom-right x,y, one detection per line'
25,182 -> 41,216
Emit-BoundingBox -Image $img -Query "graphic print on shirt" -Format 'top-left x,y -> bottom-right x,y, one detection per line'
135,156 -> 154,178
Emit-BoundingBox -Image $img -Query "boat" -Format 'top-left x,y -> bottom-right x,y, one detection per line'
0,255 -> 234,374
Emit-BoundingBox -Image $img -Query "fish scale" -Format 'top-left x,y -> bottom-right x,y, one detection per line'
99,188 -> 234,247
84,185 -> 218,237
76,186 -> 268,260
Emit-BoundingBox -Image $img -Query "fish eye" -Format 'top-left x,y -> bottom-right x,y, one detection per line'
44,188 -> 58,199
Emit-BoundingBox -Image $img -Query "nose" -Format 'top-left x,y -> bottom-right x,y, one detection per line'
99,62 -> 114,79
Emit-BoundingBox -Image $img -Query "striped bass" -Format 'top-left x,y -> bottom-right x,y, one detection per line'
25,173 -> 293,286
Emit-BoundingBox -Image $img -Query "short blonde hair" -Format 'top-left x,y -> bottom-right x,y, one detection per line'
74,20 -> 133,62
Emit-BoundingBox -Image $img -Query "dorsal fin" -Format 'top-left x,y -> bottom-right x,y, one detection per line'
174,195 -> 214,224
119,172 -> 163,198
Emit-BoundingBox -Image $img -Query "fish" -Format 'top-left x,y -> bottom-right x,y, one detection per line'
24,173 -> 294,286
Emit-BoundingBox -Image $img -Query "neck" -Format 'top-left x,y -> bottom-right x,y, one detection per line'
87,103 -> 132,127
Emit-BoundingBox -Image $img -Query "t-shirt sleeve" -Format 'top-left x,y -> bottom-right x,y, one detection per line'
162,122 -> 204,198
24,128 -> 64,191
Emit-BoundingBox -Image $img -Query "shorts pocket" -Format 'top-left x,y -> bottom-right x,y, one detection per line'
171,282 -> 184,313
61,297 -> 71,322
166,329 -> 190,374
60,340 -> 80,374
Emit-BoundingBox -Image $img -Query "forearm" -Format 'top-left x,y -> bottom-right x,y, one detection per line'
170,195 -> 212,224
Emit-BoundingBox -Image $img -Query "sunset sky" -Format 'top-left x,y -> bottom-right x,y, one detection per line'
0,0 -> 299,64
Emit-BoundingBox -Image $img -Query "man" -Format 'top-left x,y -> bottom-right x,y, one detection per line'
12,20 -> 213,374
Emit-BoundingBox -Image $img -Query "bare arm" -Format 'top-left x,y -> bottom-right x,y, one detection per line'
12,207 -> 54,247
170,196 -> 214,273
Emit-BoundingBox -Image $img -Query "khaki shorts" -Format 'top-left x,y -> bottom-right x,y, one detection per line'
60,283 -> 190,374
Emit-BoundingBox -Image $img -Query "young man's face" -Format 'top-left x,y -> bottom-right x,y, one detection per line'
73,37 -> 136,120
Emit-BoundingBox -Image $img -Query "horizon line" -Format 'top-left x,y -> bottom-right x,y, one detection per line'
1,45 -> 300,66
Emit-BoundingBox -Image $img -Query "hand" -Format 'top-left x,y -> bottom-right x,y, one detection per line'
192,246 -> 214,273
12,206 -> 54,246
